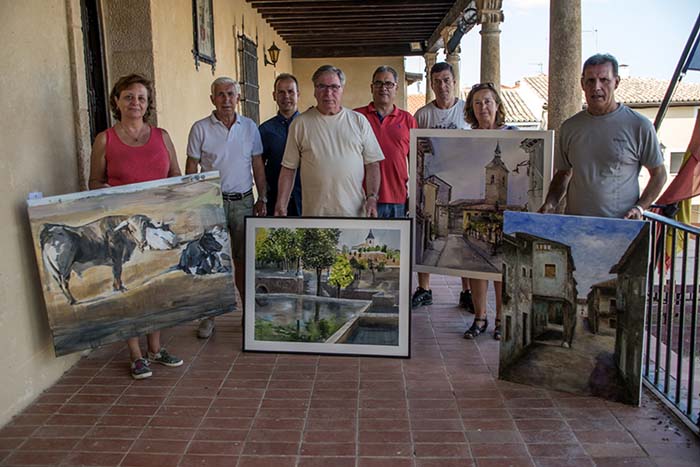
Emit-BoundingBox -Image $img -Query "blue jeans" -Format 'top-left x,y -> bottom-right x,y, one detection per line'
377,203 -> 405,218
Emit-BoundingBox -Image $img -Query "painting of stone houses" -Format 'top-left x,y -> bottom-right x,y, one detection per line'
500,211 -> 650,405
409,129 -> 553,279
244,217 -> 411,357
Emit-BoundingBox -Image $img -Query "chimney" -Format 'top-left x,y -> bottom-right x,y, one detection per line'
619,63 -> 630,79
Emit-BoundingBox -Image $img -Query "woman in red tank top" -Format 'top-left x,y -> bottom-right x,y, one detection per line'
88,74 -> 183,380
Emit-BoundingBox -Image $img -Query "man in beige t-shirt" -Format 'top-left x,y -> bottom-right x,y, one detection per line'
275,65 -> 384,217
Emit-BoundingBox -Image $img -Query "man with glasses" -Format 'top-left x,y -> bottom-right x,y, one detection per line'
355,66 -> 417,218
411,62 -> 474,310
275,65 -> 384,217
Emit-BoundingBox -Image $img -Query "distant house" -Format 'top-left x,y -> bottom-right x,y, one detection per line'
587,278 -> 617,335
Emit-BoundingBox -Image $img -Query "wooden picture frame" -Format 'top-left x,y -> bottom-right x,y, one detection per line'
192,0 -> 216,71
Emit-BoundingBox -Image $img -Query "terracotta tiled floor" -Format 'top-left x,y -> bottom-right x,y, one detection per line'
1,275 -> 699,466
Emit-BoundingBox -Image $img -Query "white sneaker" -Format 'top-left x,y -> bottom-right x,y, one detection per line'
198,318 -> 215,339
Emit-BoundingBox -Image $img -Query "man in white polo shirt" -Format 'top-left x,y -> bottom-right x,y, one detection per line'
186,77 -> 266,338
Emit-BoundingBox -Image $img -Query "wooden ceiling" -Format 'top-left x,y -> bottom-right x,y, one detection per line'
246,0 -> 473,58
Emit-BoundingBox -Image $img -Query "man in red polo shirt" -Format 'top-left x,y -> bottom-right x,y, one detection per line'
355,66 -> 417,218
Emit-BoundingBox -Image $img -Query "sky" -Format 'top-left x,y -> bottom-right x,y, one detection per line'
503,211 -> 647,297
338,229 -> 401,250
407,0 -> 700,92
427,135 -> 537,204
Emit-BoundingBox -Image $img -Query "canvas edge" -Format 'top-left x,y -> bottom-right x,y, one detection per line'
26,171 -> 221,208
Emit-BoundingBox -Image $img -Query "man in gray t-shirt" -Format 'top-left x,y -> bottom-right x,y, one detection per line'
541,54 -> 667,219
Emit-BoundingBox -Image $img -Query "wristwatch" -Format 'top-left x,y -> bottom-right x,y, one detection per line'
366,193 -> 378,201
257,196 -> 267,204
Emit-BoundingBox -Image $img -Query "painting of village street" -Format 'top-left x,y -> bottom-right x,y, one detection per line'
499,211 -> 650,405
27,173 -> 236,356
409,129 -> 553,280
244,217 -> 411,357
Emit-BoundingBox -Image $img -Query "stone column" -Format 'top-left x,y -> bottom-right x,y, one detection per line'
548,0 -> 582,132
424,52 -> 437,103
446,45 -> 461,98
476,0 -> 504,91
441,26 -> 460,96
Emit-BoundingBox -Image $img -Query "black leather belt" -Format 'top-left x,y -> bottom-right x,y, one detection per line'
222,189 -> 253,201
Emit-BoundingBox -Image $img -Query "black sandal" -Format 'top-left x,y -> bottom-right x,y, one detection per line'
494,319 -> 502,341
463,318 -> 488,339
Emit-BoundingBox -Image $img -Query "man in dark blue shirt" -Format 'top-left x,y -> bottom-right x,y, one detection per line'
259,73 -> 302,215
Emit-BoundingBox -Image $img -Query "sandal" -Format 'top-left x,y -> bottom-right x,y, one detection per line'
463,318 -> 488,339
494,319 -> 502,341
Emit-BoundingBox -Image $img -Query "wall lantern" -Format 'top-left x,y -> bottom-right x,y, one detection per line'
264,42 -> 281,67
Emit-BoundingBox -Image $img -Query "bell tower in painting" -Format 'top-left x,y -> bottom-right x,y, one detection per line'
485,141 -> 509,205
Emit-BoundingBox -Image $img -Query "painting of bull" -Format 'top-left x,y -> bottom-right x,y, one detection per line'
27,173 -> 237,356
41,214 -> 177,304
178,225 -> 231,275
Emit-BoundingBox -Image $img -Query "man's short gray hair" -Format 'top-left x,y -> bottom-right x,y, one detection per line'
582,54 -> 619,77
211,77 -> 241,95
372,66 -> 398,83
312,65 -> 346,86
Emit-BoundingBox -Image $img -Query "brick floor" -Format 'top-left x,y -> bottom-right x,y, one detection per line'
1,275 -> 698,466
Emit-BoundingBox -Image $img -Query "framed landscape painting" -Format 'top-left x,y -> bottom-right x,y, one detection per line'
409,129 -> 554,280
27,172 -> 236,356
244,217 -> 411,357
499,211 -> 650,405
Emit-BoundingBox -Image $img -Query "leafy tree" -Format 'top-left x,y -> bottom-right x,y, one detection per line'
257,228 -> 302,270
300,228 -> 340,295
328,255 -> 354,297
381,244 -> 387,253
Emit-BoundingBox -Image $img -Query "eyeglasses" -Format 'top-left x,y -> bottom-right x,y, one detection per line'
472,82 -> 495,90
372,81 -> 397,89
315,84 -> 342,92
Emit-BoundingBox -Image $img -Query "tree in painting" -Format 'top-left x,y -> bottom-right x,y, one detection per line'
257,227 -> 302,271
300,228 -> 341,296
328,255 -> 354,298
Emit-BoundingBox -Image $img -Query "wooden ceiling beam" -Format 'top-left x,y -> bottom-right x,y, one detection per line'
292,43 -> 422,58
263,12 -> 443,20
426,0 -> 475,52
267,13 -> 442,25
250,0 -> 451,7
279,29 -> 430,37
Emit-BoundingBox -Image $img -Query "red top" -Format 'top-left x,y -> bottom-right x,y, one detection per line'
355,103 -> 417,204
105,126 -> 171,187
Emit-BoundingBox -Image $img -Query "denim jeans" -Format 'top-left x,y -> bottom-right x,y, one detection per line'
377,203 -> 406,218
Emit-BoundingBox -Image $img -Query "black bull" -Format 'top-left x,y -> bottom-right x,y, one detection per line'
40,214 -> 177,304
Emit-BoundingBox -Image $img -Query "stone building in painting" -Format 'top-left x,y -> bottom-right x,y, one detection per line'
500,232 -> 577,371
609,223 -> 650,404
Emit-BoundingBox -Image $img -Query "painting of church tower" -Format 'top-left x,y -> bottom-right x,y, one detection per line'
484,141 -> 509,206
365,230 -> 376,247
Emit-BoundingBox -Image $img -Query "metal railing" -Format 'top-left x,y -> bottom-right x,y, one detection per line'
643,210 -> 699,434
